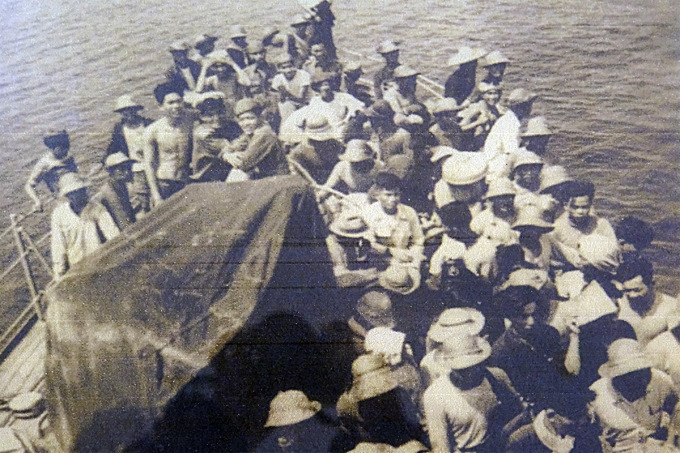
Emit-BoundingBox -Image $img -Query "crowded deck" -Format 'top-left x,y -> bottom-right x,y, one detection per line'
1,0 -> 679,451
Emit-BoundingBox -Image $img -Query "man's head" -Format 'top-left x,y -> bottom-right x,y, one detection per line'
432,98 -> 464,130
520,116 -> 552,154
59,173 -> 89,214
276,55 -> 297,80
600,338 -> 653,401
393,65 -> 419,95
104,153 -> 134,184
169,40 -> 191,66
310,43 -> 327,61
43,130 -> 70,159
194,34 -> 217,57
247,42 -> 266,64
374,172 -> 402,214
234,98 -> 261,135
506,88 -> 537,120
481,50 -> 510,80
229,25 -> 247,49
154,84 -> 184,120
615,216 -> 654,256
377,40 -> 400,67
343,61 -> 363,83
497,285 -> 542,332
512,156 -> 543,192
310,72 -> 338,102
479,83 -> 501,106
614,258 -> 654,307
566,180 -> 595,227
114,94 -> 144,124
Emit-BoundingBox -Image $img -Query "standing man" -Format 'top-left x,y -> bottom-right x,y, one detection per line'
51,173 -> 120,279
143,84 -> 193,207
166,40 -> 201,93
444,46 -> 487,104
373,40 -> 401,100
106,95 -> 153,215
25,129 -> 79,212
95,153 -> 136,231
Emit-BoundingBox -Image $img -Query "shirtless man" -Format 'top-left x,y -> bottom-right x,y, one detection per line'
143,84 -> 193,207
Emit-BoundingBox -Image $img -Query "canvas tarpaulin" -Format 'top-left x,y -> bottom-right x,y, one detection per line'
43,176 -> 345,451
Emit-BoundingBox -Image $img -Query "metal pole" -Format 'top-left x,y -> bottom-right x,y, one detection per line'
10,214 -> 42,321
20,229 -> 53,277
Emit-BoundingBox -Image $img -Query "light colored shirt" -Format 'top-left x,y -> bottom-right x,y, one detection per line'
51,200 -> 120,276
429,234 -> 467,277
363,202 -> 424,251
271,70 -> 311,101
618,292 -> 680,346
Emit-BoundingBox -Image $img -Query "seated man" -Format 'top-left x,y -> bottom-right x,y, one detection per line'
614,257 -> 680,346
551,180 -> 616,270
191,97 -> 240,183
363,172 -> 424,270
51,173 -> 120,279
589,339 -> 680,451
323,140 -> 382,195
25,129 -> 79,212
221,99 -> 288,182
143,84 -> 194,207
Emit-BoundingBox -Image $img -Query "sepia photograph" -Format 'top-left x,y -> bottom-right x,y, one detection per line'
0,0 -> 679,451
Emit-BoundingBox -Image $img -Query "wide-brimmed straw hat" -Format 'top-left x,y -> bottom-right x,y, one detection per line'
329,208 -> 368,238
512,150 -> 544,171
507,88 -> 538,106
485,177 -> 515,199
513,206 -> 554,231
229,25 -> 247,39
264,390 -> 322,427
357,291 -> 395,328
447,46 -> 488,66
104,152 -> 134,169
379,263 -> 421,295
441,152 -> 488,186
393,65 -> 420,79
114,95 -> 143,113
377,40 -> 400,54
539,165 -> 574,194
432,97 -> 466,114
234,98 -> 260,117
430,146 -> 457,163
339,140 -> 374,162
351,354 -> 397,401
433,334 -> 491,370
428,308 -> 485,343
522,116 -> 552,137
598,339 -> 652,378
481,50 -> 510,67
305,116 -> 340,142
365,327 -> 406,358
168,39 -> 190,52
58,173 -> 87,197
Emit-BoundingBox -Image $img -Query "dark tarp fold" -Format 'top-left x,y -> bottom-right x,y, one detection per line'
44,176 -> 349,451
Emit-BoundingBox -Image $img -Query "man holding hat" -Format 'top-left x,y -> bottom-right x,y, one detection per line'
374,40 -> 401,100
25,129 -> 78,212
423,333 -> 523,453
106,95 -> 153,214
221,98 -> 287,182
589,338 -> 680,451
289,14 -> 312,68
94,152 -> 135,231
342,61 -> 372,107
484,88 -> 538,178
384,65 -> 430,130
51,173 -> 120,278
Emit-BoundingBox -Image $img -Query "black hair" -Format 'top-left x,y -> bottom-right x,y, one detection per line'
154,83 -> 182,105
374,171 -> 402,192
495,285 -> 541,319
43,130 -> 70,149
438,201 -> 472,231
197,98 -> 226,116
615,257 -> 654,286
615,216 -> 654,251
569,180 -> 595,201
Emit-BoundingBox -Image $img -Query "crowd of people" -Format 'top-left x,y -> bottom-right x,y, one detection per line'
24,0 -> 680,451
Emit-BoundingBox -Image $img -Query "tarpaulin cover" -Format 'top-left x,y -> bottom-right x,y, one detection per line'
44,176 -> 344,451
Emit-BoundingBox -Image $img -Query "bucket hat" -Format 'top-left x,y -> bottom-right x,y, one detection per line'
481,50 -> 510,67
329,208 -> 368,238
356,291 -> 395,328
447,46 -> 488,66
305,116 -> 340,142
351,354 -> 397,401
339,140 -> 374,162
441,153 -> 488,186
393,65 -> 420,79
114,95 -> 143,112
522,116 -> 552,137
58,173 -> 87,197
234,98 -> 260,117
377,40 -> 400,55
229,25 -> 247,39
262,26 -> 279,41
539,165 -> 574,194
264,390 -> 322,427
168,39 -> 190,52
427,308 -> 485,343
104,152 -> 134,169
512,150 -> 544,171
512,206 -> 554,231
379,263 -> 421,295
507,88 -> 538,106
432,334 -> 491,370
598,339 -> 652,378
484,177 -> 515,199
291,14 -> 309,26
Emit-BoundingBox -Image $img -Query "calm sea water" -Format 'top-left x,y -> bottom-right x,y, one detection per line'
0,0 -> 678,322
